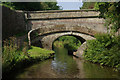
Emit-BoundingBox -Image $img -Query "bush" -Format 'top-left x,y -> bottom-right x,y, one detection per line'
2,37 -> 54,73
2,37 -> 28,72
94,2 -> 120,33
84,33 -> 120,71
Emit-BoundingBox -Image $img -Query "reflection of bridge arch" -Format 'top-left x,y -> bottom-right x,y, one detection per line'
29,30 -> 95,50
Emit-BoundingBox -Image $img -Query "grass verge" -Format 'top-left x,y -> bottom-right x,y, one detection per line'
2,37 -> 55,79
28,46 -> 54,59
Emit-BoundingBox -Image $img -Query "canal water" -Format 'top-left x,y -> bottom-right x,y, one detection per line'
16,47 -> 120,78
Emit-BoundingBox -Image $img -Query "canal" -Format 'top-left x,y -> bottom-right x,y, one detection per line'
16,46 -> 120,78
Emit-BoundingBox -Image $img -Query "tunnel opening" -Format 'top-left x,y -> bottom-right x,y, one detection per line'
52,34 -> 86,55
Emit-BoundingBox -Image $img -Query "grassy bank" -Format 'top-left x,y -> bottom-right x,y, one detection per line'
84,34 -> 120,71
28,46 -> 54,60
2,37 -> 55,76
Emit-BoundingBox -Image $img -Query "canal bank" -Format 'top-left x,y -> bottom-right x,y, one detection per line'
16,44 -> 120,78
2,45 -> 55,79
3,35 -> 120,79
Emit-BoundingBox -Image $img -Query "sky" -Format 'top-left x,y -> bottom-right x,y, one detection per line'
57,0 -> 83,10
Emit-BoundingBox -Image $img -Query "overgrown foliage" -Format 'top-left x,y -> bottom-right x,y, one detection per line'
94,2 -> 120,33
81,2 -> 120,71
2,37 -> 29,72
84,34 -> 120,71
54,36 -> 81,51
1,2 -> 60,11
81,2 -> 120,33
2,37 -> 54,73
80,2 -> 96,9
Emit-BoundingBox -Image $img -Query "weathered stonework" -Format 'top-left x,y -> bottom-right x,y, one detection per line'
26,10 -> 106,33
25,10 -> 100,19
28,18 -> 106,33
27,10 -> 107,51
73,42 -> 87,59
2,6 -> 27,39
2,7 -> 109,58
31,31 -> 95,50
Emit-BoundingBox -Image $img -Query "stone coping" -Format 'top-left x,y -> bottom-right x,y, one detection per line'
23,9 -> 98,13
27,16 -> 100,20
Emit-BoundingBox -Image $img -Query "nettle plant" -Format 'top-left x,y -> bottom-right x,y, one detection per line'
84,33 -> 120,71
2,37 -> 28,67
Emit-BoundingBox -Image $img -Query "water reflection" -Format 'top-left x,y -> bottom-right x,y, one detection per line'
16,47 -> 120,78
83,61 -> 120,78
51,47 -> 79,75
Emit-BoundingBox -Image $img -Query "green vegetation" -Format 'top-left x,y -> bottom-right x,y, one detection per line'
81,2 -> 120,71
2,37 -> 28,73
13,31 -> 28,37
54,41 -> 64,48
94,2 -> 120,33
84,34 -> 120,71
1,2 -> 60,11
28,46 -> 54,59
2,37 -> 54,73
0,2 -> 14,10
2,1 -> 59,76
80,2 -> 96,9
54,36 -> 81,51
81,2 -> 120,33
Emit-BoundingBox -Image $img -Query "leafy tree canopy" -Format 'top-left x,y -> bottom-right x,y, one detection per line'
1,2 -> 60,11
94,2 -> 120,33
80,2 -> 96,9
81,2 -> 120,33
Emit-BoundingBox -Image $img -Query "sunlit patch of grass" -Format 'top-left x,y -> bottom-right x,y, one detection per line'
2,37 -> 55,74
28,46 -> 54,58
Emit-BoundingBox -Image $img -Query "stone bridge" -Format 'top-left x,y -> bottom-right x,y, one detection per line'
26,10 -> 107,50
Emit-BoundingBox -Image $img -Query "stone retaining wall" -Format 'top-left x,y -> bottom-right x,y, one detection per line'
2,6 -> 27,39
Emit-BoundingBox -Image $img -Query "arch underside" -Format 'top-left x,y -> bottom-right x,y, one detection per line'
31,31 -> 95,50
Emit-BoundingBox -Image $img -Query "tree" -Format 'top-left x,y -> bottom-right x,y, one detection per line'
1,2 -> 60,11
94,2 -> 120,33
81,2 -> 120,33
80,2 -> 96,9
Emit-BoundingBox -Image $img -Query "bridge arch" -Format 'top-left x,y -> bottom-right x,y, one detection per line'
53,34 -> 86,44
29,29 -> 95,50
52,34 -> 86,51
